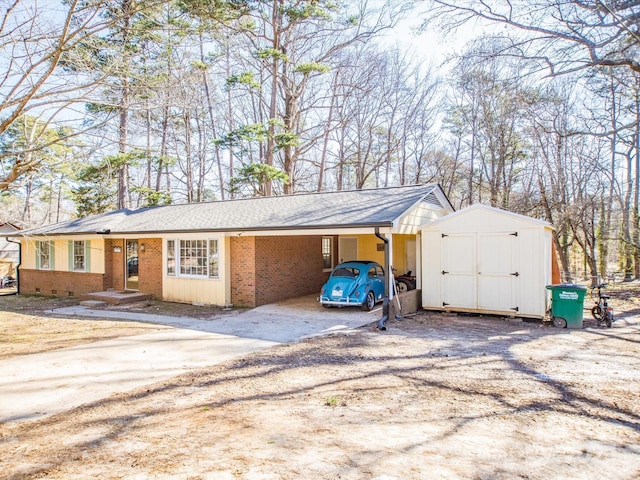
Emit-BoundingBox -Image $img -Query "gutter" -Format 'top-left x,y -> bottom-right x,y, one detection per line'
14,222 -> 396,237
4,236 -> 20,295
374,227 -> 390,331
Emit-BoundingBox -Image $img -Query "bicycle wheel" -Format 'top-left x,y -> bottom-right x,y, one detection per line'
591,305 -> 604,321
605,310 -> 613,328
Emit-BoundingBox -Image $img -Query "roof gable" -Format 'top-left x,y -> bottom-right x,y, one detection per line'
422,203 -> 552,232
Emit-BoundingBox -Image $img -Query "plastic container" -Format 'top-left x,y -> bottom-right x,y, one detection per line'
546,284 -> 587,329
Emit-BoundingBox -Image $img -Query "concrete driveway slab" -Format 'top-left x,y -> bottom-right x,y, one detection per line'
0,295 -> 377,424
52,294 -> 379,342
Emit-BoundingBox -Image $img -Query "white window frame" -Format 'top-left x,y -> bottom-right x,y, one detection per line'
167,240 -> 176,276
72,240 -> 86,272
166,237 -> 220,280
322,236 -> 333,272
208,239 -> 219,279
37,240 -> 53,270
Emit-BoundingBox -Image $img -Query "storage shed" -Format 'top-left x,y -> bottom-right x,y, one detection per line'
421,204 -> 559,319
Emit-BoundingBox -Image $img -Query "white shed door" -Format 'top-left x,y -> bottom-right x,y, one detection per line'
477,233 -> 517,313
442,234 -> 477,309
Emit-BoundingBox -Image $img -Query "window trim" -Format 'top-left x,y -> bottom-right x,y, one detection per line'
166,237 -> 220,280
322,236 -> 333,272
167,239 -> 176,277
69,240 -> 90,272
36,240 -> 54,270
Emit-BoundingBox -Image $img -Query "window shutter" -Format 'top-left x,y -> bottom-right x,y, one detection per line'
35,242 -> 40,270
50,242 -> 55,270
85,241 -> 91,272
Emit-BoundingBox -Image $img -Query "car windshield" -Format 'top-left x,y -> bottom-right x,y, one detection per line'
332,266 -> 359,277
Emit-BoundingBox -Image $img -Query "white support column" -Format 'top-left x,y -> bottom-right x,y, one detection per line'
416,231 -> 422,290
388,233 -> 394,299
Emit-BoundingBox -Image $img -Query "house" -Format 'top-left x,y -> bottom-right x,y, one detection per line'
0,223 -> 20,279
421,204 -> 561,319
10,184 -> 454,307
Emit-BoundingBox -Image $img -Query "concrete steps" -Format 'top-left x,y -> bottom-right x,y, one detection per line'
79,290 -> 151,306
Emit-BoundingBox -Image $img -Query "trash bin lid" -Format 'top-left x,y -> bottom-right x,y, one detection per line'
546,283 -> 588,290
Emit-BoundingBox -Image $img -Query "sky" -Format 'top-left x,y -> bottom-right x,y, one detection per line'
380,5 -> 485,71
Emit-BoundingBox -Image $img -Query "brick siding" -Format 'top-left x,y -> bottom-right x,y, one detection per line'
229,236 -> 257,307
19,237 -> 163,299
230,235 -> 331,307
106,239 -> 124,290
104,238 -> 163,299
137,238 -> 163,299
19,269 -> 106,297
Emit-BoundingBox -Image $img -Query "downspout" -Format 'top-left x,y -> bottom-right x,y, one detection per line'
5,237 -> 20,295
375,227 -> 389,330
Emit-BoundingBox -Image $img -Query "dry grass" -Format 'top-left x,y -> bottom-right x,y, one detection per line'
0,295 -> 168,359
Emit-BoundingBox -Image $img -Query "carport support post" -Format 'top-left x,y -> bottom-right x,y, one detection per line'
375,227 -> 389,330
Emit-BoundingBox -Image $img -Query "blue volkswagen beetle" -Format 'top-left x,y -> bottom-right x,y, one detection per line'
319,261 -> 386,311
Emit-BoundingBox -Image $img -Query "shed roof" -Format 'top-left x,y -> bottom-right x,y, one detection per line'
422,203 -> 552,229
16,184 -> 452,237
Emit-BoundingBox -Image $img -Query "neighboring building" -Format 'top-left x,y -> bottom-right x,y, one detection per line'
9,185 -> 454,307
0,223 -> 20,279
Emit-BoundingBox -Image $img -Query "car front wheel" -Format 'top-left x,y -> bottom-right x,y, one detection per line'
362,291 -> 375,311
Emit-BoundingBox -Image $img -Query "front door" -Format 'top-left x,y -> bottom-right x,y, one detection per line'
125,240 -> 139,291
339,237 -> 358,263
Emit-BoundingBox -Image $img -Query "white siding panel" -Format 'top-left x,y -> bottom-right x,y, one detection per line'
163,277 -> 227,306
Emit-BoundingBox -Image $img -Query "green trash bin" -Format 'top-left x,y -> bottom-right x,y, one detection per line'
546,284 -> 587,329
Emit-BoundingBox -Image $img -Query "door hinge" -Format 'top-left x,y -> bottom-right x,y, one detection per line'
441,233 -> 448,238
441,270 -> 448,275
511,272 -> 520,277
511,306 -> 519,312
510,232 -> 518,237
443,302 -> 450,307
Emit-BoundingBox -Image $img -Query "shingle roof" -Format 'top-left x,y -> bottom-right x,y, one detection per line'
17,184 -> 450,236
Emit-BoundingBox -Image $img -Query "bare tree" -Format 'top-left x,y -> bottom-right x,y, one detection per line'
0,0 -> 166,192
424,0 -> 640,76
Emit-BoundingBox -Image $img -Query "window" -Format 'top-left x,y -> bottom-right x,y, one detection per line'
368,266 -> 384,279
167,240 -> 176,276
208,239 -> 219,278
73,241 -> 86,271
322,237 -> 333,270
166,238 -> 219,279
37,241 -> 53,270
180,239 -> 207,276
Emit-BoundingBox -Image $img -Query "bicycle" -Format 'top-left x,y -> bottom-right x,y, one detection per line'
591,283 -> 614,328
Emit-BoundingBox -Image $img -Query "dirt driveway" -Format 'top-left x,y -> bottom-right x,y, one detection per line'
1,293 -> 639,479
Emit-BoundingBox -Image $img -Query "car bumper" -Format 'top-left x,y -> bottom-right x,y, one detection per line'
318,295 -> 363,307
